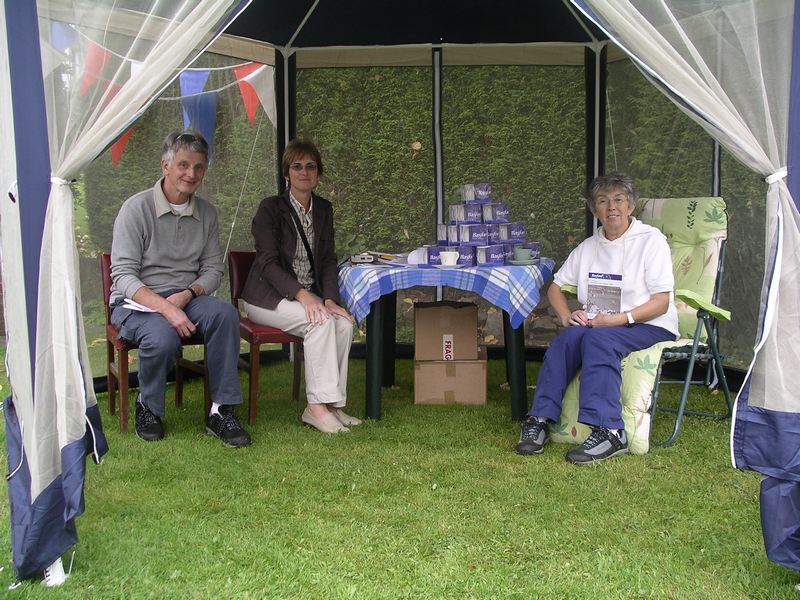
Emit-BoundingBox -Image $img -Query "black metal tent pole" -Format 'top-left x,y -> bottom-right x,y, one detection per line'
584,43 -> 607,237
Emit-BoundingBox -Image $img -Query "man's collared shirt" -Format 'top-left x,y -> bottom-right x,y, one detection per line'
289,191 -> 315,291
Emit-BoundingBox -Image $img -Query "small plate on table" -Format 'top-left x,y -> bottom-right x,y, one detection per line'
507,259 -> 540,266
432,263 -> 465,269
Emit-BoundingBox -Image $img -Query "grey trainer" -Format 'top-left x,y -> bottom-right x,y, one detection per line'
566,427 -> 628,465
516,417 -> 549,455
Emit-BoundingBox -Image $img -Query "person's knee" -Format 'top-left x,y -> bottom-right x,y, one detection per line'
140,327 -> 182,359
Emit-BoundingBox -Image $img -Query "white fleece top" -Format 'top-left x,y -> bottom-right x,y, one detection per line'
553,217 -> 679,338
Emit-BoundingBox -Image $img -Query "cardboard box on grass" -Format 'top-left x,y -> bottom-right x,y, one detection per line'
414,347 -> 487,405
414,301 -> 478,361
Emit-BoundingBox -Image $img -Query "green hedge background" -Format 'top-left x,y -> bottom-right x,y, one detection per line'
77,55 -> 765,369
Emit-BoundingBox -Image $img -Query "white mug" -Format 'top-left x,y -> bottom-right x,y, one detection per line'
439,251 -> 459,266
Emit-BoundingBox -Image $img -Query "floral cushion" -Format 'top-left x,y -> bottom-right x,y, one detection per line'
549,198 -> 727,454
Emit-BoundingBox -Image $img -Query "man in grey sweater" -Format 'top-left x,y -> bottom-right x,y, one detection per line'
110,131 -> 250,447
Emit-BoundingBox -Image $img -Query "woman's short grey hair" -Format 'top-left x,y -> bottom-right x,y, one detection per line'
587,171 -> 638,210
161,131 -> 209,163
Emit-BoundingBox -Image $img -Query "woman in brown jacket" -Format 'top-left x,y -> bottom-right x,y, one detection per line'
240,139 -> 356,433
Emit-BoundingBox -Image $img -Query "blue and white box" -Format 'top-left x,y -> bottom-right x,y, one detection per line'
447,224 -> 460,245
482,202 -> 510,224
460,183 -> 492,205
425,245 -> 441,265
458,224 -> 488,246
449,203 -> 483,224
437,224 -> 449,245
499,221 -> 526,243
486,223 -> 500,244
502,243 -> 515,262
457,245 -> 476,266
525,241 -> 541,259
474,182 -> 492,202
476,244 -> 506,266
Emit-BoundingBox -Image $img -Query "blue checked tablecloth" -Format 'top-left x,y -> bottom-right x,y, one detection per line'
338,258 -> 555,329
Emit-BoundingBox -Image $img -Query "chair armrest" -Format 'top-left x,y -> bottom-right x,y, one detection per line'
674,288 -> 731,322
560,283 -> 578,296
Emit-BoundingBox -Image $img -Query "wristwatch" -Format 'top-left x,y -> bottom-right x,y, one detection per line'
625,311 -> 635,327
186,287 -> 198,299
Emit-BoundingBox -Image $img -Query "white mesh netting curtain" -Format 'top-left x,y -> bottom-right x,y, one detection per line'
571,0 -> 800,568
2,0 -> 250,580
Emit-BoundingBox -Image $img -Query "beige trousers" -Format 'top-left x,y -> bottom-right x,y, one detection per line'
242,299 -> 353,406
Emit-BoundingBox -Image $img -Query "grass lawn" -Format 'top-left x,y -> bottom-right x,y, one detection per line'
0,354 -> 796,598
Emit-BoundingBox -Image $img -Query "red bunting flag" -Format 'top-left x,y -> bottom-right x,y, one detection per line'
111,128 -> 134,166
233,62 -> 264,126
79,41 -> 112,96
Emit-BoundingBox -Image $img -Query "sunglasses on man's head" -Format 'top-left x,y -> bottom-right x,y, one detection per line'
289,162 -> 318,172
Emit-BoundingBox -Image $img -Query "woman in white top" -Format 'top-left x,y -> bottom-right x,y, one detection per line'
516,172 -> 678,464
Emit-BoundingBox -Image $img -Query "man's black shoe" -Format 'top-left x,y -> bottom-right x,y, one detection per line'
565,427 -> 628,465
206,405 -> 252,448
516,417 -> 549,455
135,399 -> 165,442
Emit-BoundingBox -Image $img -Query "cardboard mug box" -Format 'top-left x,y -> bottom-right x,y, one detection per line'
414,347 -> 487,405
414,301 -> 478,361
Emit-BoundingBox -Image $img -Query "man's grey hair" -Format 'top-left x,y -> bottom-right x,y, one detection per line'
161,131 -> 209,163
587,171 -> 638,210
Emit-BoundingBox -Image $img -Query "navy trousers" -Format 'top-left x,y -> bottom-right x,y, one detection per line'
529,323 -> 674,430
111,293 -> 242,416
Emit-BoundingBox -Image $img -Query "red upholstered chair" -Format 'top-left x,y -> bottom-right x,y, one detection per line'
101,253 -> 211,432
227,251 -> 303,425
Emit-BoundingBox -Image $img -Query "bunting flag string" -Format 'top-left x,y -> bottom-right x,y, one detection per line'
233,62 -> 262,126
79,42 -> 112,96
179,70 -> 217,162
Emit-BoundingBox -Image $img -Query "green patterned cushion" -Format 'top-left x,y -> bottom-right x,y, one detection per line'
550,198 -> 727,454
636,197 -> 727,340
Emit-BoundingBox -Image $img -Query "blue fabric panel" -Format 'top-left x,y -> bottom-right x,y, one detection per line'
4,1 -> 52,381
760,477 -> 800,571
4,396 -> 75,580
181,92 -> 217,163
787,0 -> 800,209
4,398 -> 109,580
733,388 -> 800,482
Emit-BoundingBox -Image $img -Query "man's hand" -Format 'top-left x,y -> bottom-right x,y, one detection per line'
324,299 -> 353,321
161,303 -> 196,338
166,289 -> 193,310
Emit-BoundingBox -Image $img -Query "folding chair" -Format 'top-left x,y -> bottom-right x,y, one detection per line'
227,251 -> 303,426
638,197 -> 733,447
101,253 -> 211,432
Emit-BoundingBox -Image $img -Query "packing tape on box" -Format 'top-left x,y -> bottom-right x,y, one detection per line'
446,363 -> 456,377
444,390 -> 455,402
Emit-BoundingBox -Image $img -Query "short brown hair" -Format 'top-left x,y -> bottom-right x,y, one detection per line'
587,171 -> 637,212
281,139 -> 324,178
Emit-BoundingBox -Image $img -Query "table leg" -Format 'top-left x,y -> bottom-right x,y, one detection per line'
381,291 -> 397,387
365,296 -> 384,420
503,311 -> 528,420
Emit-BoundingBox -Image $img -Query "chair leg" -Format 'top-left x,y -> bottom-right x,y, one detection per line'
704,315 -> 734,416
203,345 -> 211,417
175,358 -> 184,408
292,342 -> 302,403
655,319 -> 704,447
107,341 -> 117,416
119,348 -> 130,433
248,342 -> 260,426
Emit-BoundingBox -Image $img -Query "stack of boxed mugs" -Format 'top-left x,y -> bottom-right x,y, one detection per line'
425,182 -> 539,267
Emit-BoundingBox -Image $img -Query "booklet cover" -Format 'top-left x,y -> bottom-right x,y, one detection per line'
585,272 -> 622,318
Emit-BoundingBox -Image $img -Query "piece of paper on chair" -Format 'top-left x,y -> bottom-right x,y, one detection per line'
122,299 -> 155,312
